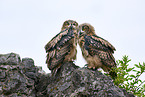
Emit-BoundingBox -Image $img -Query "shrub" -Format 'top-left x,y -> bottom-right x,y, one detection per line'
106,55 -> 145,96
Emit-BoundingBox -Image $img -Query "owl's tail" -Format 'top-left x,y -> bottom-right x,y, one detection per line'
51,64 -> 61,77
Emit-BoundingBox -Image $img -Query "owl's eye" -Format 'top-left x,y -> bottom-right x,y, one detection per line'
73,22 -> 78,26
64,21 -> 69,26
82,25 -> 89,31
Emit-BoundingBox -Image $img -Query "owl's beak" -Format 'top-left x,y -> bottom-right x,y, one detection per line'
78,30 -> 84,37
68,25 -> 73,31
70,25 -> 73,29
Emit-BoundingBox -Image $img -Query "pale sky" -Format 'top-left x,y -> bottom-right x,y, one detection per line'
0,0 -> 145,81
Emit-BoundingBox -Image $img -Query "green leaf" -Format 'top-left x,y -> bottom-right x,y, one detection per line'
107,55 -> 145,96
132,70 -> 137,72
135,64 -> 140,68
130,75 -> 136,78
128,78 -> 133,81
126,67 -> 134,72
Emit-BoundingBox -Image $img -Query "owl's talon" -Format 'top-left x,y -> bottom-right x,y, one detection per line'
93,67 -> 96,69
88,66 -> 92,69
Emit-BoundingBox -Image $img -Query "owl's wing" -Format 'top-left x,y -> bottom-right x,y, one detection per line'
45,28 -> 74,52
84,35 -> 116,67
45,28 -> 75,70
47,42 -> 73,70
84,35 -> 116,53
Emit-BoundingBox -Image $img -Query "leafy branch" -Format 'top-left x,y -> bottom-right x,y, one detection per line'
106,55 -> 145,96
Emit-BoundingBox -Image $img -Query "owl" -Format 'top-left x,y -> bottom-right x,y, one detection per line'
78,23 -> 116,77
45,20 -> 78,76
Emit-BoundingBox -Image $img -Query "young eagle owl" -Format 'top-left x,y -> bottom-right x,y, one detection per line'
78,23 -> 116,76
45,20 -> 78,76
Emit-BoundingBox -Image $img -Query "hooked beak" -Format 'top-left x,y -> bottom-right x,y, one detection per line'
69,24 -> 77,30
68,24 -> 73,29
68,25 -> 73,31
78,29 -> 84,37
70,25 -> 73,29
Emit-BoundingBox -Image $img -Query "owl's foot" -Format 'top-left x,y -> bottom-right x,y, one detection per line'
87,65 -> 93,68
92,67 -> 97,71
66,58 -> 74,63
87,66 -> 98,71
87,66 -> 94,70
93,67 -> 96,69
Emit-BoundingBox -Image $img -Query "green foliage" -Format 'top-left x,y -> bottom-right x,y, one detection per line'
107,55 -> 145,96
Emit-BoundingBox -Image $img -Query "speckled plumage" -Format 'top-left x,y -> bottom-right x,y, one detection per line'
78,23 -> 116,73
45,20 -> 78,75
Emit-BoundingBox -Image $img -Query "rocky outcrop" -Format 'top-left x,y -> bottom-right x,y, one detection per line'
0,53 -> 134,97
0,53 -> 43,97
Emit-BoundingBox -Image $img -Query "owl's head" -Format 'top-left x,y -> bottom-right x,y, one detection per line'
78,23 -> 95,37
61,20 -> 78,31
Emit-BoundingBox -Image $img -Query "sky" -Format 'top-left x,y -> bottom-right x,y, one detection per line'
0,0 -> 145,81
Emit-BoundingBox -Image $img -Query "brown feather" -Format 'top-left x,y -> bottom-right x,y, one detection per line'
45,20 -> 78,76
78,23 -> 116,75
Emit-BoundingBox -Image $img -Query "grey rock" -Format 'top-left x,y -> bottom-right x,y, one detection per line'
22,58 -> 35,69
44,62 -> 127,97
0,69 -> 6,81
0,53 -> 21,65
0,53 -> 135,97
0,53 -> 41,97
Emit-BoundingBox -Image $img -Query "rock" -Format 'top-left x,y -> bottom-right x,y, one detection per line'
0,53 -> 21,65
0,53 -> 42,97
43,62 -> 133,97
0,53 -> 135,97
